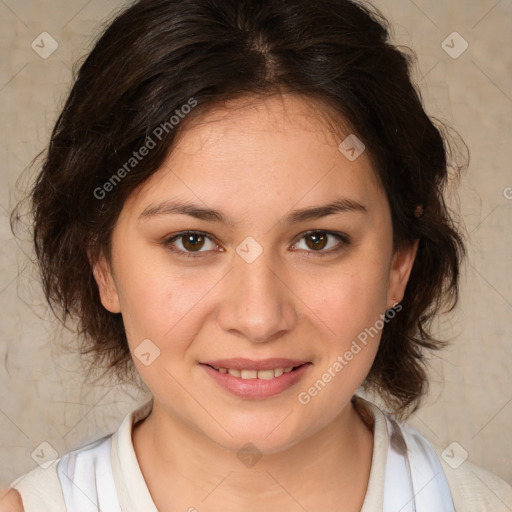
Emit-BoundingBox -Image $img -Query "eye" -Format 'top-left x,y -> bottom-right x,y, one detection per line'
163,229 -> 350,259
164,231 -> 220,258
291,230 -> 350,256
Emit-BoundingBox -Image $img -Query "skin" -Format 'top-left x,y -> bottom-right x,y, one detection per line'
0,488 -> 23,512
92,93 -> 418,512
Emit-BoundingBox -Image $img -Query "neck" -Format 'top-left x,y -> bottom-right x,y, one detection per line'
132,398 -> 374,512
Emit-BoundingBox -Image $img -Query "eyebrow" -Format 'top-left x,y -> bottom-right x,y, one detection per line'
138,197 -> 367,226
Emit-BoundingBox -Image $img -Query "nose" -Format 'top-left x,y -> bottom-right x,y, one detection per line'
216,252 -> 298,344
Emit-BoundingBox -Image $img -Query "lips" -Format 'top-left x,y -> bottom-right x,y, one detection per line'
200,358 -> 312,399
202,358 -> 309,371
214,367 -> 297,380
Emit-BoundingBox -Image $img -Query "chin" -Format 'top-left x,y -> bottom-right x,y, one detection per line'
199,411 -> 313,457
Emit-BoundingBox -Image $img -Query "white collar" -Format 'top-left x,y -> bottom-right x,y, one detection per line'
105,395 -> 454,511
354,396 -> 455,512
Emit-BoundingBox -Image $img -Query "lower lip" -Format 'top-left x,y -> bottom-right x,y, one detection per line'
200,363 -> 311,399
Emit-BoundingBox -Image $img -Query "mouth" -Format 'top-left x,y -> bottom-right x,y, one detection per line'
203,363 -> 306,380
199,359 -> 312,399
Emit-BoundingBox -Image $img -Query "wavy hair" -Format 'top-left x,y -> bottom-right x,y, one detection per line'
17,0 -> 466,418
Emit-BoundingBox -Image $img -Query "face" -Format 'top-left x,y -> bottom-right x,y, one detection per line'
94,93 -> 417,453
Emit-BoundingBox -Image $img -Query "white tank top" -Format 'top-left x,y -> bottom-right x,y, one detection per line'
55,398 -> 454,511
11,396 -> 456,511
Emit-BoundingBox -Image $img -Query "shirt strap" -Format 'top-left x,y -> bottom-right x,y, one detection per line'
383,415 -> 455,512
57,435 -> 122,512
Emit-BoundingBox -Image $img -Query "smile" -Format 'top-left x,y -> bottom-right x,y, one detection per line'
207,365 -> 301,380
200,359 -> 311,399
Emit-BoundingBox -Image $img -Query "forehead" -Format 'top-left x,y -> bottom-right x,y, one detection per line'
124,93 -> 386,220
172,93 -> 360,163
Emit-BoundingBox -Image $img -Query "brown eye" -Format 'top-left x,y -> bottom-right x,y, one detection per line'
305,232 -> 328,251
182,233 -> 206,252
292,231 -> 350,257
164,231 -> 218,258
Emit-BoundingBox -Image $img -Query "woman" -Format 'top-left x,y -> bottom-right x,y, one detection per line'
2,0 -> 511,510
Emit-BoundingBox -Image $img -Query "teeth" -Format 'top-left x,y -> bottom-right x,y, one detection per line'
256,369 -> 275,380
217,366 -> 300,379
241,369 -> 258,379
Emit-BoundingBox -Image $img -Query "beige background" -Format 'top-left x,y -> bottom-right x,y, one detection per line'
1,0 -> 511,491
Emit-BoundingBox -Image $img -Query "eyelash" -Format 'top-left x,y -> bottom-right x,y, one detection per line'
162,230 -> 351,259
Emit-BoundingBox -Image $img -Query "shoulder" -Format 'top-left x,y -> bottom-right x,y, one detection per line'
400,421 -> 511,511
355,397 -> 512,511
0,488 -> 24,512
5,461 -> 65,512
431,443 -> 512,512
7,433 -> 114,512
7,431 -> 120,512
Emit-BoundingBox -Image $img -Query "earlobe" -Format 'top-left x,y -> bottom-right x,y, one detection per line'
387,239 -> 419,308
91,252 -> 121,313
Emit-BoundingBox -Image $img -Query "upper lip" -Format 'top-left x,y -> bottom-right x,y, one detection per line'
201,358 -> 310,371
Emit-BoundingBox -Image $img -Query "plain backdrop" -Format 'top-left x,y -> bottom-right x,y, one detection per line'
1,0 -> 511,488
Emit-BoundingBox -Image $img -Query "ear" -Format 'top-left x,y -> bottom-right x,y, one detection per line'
91,251 -> 121,313
387,239 -> 419,308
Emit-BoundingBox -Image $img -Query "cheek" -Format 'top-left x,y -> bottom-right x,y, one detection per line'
293,258 -> 389,420
115,266 -> 209,391
303,253 -> 391,343
112,252 -> 208,347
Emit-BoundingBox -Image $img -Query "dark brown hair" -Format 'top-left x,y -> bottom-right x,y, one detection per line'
18,0 -> 466,417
